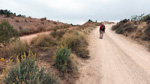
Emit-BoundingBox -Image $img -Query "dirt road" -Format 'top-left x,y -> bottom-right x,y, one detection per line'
76,24 -> 150,84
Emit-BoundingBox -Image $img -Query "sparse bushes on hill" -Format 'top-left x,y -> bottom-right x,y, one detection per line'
112,19 -> 129,30
113,17 -> 150,50
54,46 -> 71,72
112,21 -> 137,34
81,20 -> 100,31
88,19 -> 93,22
40,17 -> 47,21
0,9 -> 25,18
3,53 -> 59,84
131,13 -> 150,21
142,14 -> 150,21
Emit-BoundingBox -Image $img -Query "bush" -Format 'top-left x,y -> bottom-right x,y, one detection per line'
0,21 -> 19,45
143,26 -> 150,41
61,32 -> 89,58
112,21 -> 137,34
142,14 -> 150,21
131,13 -> 150,21
112,20 -> 130,30
116,26 -> 137,34
51,27 -> 57,38
55,30 -> 66,40
0,41 -> 30,59
31,35 -> 57,48
54,46 -> 71,72
145,26 -> 150,37
112,22 -> 122,30
3,54 -> 59,84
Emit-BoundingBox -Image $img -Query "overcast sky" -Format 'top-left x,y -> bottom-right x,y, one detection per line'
0,0 -> 150,24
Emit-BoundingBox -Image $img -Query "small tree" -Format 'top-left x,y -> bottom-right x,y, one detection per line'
88,19 -> 93,22
0,21 -> 19,46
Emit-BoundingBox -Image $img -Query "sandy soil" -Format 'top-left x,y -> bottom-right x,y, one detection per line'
76,24 -> 150,84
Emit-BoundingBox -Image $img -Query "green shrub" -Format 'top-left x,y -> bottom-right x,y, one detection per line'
51,27 -> 57,38
3,55 -> 59,84
61,32 -> 89,58
131,13 -> 150,21
54,46 -> 71,72
31,35 -> 57,48
142,14 -> 150,21
0,21 -> 19,45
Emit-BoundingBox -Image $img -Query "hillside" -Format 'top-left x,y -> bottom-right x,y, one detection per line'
112,19 -> 150,50
0,10 -> 100,84
0,9 -> 71,36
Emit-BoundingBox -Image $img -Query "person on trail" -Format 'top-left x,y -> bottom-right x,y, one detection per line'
99,24 -> 105,39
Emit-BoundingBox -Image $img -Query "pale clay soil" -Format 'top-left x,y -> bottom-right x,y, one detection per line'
76,24 -> 150,84
20,24 -> 150,84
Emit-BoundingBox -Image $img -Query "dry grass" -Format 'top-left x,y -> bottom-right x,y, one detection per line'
60,32 -> 89,58
31,34 -> 57,48
0,40 -> 30,59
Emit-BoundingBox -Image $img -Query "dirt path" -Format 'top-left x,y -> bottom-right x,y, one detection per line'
20,31 -> 51,44
20,27 -> 76,44
76,24 -> 150,84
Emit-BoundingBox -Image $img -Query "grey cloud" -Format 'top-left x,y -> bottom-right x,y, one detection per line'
0,0 -> 150,24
